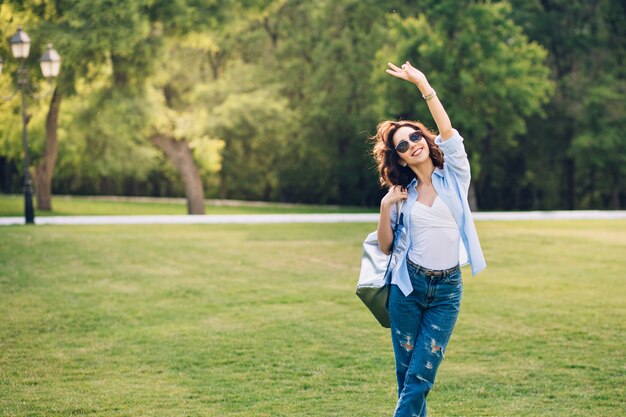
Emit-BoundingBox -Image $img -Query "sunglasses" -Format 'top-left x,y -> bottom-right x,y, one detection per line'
394,130 -> 423,153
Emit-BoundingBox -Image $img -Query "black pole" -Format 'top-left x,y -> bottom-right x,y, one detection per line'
18,63 -> 35,224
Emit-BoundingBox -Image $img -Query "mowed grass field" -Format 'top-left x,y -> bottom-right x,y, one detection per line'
0,194 -> 376,216
1,220 -> 624,416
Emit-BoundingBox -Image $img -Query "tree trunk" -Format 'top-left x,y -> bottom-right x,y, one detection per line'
34,86 -> 62,211
564,157 -> 575,210
560,124 -> 575,210
611,171 -> 620,210
150,134 -> 205,214
478,128 -> 494,209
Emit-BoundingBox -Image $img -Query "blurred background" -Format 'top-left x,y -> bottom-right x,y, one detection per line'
1,0 -> 624,213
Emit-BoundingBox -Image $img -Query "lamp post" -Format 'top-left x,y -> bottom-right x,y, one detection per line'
1,26 -> 61,224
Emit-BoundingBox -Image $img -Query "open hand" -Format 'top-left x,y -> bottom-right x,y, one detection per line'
386,61 -> 427,87
382,185 -> 408,208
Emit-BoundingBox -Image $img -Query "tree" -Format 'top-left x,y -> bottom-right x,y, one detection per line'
3,0 -> 225,212
163,22 -> 297,202
509,0 -> 626,208
249,0 -> 388,205
145,35 -> 225,214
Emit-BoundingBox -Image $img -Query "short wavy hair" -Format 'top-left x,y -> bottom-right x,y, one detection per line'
371,120 -> 444,188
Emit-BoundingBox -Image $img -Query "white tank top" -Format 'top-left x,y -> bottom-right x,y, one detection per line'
408,195 -> 460,270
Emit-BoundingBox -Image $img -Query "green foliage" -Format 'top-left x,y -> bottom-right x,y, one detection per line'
509,0 -> 626,209
0,4 -> 58,164
74,91 -> 156,176
145,35 -> 245,198
570,73 -> 626,207
0,85 -> 51,165
374,1 -> 554,208
1,0 -> 624,208
3,0 -> 232,196
259,0 -> 387,204
201,58 -> 295,200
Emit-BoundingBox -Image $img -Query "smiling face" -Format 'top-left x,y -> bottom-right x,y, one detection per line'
372,120 -> 445,187
392,126 -> 431,167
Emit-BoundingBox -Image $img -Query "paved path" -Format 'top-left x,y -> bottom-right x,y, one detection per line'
1,211 -> 625,226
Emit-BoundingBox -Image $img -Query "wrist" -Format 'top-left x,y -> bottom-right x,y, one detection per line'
415,79 -> 432,94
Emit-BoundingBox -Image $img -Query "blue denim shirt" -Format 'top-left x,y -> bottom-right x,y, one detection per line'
388,128 -> 487,296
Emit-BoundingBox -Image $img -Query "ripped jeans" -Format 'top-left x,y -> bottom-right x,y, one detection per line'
389,259 -> 463,417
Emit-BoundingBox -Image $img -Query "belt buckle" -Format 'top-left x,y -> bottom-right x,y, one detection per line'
426,268 -> 442,277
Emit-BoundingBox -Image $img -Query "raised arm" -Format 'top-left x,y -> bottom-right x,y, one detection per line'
386,61 -> 454,141
386,61 -> 471,191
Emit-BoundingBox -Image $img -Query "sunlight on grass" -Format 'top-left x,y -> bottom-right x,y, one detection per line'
1,220 -> 624,416
0,194 -> 376,216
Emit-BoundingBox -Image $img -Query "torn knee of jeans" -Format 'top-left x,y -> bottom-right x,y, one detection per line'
430,338 -> 444,356
397,333 -> 414,352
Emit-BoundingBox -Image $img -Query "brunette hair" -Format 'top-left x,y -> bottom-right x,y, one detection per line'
371,120 -> 444,187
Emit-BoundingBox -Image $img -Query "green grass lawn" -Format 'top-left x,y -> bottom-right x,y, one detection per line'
1,220 -> 624,416
0,194 -> 376,216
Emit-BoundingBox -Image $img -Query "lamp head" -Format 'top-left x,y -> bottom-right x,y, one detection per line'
40,44 -> 61,78
10,26 -> 31,59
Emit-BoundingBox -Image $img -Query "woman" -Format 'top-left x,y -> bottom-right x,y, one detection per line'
372,61 -> 487,417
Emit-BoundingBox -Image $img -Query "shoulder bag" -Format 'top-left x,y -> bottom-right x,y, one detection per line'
356,202 -> 404,328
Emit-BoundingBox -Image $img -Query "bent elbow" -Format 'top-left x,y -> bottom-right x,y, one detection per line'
440,128 -> 455,141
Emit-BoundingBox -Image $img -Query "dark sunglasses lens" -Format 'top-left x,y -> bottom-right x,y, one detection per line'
396,141 -> 409,153
409,131 -> 423,142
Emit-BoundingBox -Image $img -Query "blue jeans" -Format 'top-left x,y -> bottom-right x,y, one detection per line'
389,259 -> 463,417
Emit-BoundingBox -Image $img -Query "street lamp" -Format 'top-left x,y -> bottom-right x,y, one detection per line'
40,44 -> 62,78
1,26 -> 61,224
10,26 -> 31,58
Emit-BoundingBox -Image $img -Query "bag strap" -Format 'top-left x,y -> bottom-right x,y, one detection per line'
384,201 -> 405,277
392,200 -> 405,241
393,200 -> 404,234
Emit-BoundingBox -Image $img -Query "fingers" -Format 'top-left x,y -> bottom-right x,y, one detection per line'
389,61 -> 415,71
394,185 -> 406,192
396,187 -> 408,201
390,185 -> 408,198
387,61 -> 415,82
385,69 -> 403,78
387,62 -> 402,71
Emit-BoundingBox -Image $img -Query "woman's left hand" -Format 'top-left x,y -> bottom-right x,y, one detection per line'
386,61 -> 427,87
